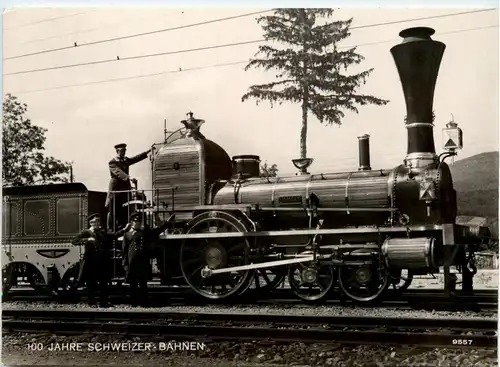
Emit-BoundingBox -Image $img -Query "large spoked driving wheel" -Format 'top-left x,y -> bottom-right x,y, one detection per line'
391,269 -> 413,292
288,257 -> 336,303
338,253 -> 390,304
180,211 -> 254,300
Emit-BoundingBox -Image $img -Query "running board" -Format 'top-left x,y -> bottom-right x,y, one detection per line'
161,224 -> 442,240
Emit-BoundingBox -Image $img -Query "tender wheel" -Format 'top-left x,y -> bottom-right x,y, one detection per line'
58,264 -> 80,295
27,267 -> 46,292
2,265 -> 14,295
288,260 -> 336,302
391,269 -> 413,292
180,211 -> 254,300
338,258 -> 390,304
250,266 -> 287,295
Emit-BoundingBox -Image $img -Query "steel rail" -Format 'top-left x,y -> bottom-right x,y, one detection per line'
2,310 -> 497,349
2,309 -> 497,328
3,288 -> 498,309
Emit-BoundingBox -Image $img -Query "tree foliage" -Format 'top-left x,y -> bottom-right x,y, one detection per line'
260,162 -> 279,177
242,8 -> 389,158
3,93 -> 72,186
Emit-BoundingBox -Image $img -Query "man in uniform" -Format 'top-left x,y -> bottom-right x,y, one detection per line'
106,143 -> 152,231
122,212 -> 175,307
71,213 -> 130,307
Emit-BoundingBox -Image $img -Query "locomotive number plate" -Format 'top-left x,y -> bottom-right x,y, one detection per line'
278,195 -> 303,204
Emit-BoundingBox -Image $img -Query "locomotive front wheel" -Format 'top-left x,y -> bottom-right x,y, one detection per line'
180,212 -> 253,300
391,269 -> 414,292
338,263 -> 390,304
288,262 -> 336,302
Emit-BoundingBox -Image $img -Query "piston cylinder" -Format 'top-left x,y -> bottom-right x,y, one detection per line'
381,237 -> 436,269
232,155 -> 261,179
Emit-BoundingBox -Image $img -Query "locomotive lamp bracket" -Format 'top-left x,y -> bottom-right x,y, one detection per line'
442,115 -> 463,153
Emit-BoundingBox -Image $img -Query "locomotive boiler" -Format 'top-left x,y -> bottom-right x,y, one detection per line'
131,25 -> 489,303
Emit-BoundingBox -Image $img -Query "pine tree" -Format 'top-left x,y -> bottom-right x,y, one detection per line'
242,8 -> 389,159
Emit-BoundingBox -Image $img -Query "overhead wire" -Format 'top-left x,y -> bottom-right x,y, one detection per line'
9,23 -> 498,96
4,8 -> 495,61
4,10 -> 97,30
4,39 -> 265,76
4,9 -> 274,60
3,19 -> 498,76
6,9 -> 192,48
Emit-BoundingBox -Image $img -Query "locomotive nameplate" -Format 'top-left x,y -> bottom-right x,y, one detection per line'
278,195 -> 303,204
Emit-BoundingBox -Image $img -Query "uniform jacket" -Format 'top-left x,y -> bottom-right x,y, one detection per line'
71,227 -> 126,284
122,221 -> 171,283
105,151 -> 149,207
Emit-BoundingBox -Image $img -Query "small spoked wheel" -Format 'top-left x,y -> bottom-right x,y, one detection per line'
180,211 -> 254,300
391,269 -> 413,292
288,260 -> 336,303
338,261 -> 390,304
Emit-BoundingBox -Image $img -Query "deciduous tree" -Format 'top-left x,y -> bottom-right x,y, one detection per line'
260,162 -> 279,177
242,8 -> 389,159
3,93 -> 72,186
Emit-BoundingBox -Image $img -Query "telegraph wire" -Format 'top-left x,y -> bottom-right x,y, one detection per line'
4,8 -> 495,61
10,60 -> 249,94
4,10 -> 97,31
5,21 -> 498,78
8,9 -> 192,48
8,23 -> 498,95
4,9 -> 274,60
4,40 -> 264,76
349,8 -> 496,30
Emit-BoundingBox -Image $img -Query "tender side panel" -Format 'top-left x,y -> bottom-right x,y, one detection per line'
2,188 -> 92,283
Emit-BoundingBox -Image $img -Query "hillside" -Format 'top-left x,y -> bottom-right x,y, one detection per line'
450,151 -> 498,238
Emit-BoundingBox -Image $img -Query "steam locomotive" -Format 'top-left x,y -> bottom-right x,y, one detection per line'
2,26 -> 491,304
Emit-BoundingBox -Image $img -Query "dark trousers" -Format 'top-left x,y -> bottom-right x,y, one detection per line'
87,278 -> 109,306
129,280 -> 148,306
85,257 -> 111,306
107,193 -> 129,231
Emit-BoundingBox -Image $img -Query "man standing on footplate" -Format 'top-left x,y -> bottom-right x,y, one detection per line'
106,143 -> 151,231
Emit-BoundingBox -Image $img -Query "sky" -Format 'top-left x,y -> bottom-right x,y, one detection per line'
2,6 -> 499,192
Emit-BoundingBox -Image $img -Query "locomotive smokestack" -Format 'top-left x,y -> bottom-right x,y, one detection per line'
357,134 -> 371,171
390,27 -> 446,168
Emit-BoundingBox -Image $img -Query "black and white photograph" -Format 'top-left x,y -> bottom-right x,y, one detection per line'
1,3 -> 498,366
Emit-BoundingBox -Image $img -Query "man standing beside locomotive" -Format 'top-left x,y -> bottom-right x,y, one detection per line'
106,143 -> 152,231
71,214 -> 131,307
122,212 -> 175,307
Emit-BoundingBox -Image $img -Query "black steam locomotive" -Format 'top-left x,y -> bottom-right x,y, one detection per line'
2,26 -> 490,304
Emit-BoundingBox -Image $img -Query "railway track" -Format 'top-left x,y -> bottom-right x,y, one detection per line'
3,287 -> 498,311
2,309 -> 497,349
